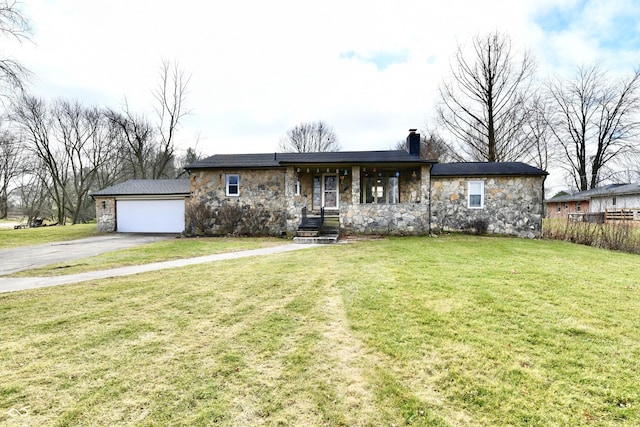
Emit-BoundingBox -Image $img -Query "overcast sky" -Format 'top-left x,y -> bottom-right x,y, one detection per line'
6,0 -> 640,189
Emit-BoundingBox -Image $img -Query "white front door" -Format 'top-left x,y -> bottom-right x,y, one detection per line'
322,175 -> 339,209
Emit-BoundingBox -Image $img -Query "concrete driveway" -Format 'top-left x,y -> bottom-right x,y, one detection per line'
0,233 -> 175,276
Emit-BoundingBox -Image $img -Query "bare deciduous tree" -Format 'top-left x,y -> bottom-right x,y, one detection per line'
279,120 -> 340,153
522,96 -> 556,172
152,59 -> 191,178
11,95 -> 118,224
105,103 -> 156,179
437,31 -> 536,162
106,60 -> 191,179
0,0 -> 31,98
0,126 -> 26,217
546,64 -> 640,190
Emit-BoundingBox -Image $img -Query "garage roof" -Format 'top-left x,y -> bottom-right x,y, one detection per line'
92,179 -> 190,197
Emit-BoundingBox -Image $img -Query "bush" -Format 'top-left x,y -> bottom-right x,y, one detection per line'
215,204 -> 244,235
543,219 -> 640,254
186,201 -> 215,235
466,218 -> 489,235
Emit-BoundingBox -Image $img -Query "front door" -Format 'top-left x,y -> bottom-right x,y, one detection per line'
323,174 -> 339,209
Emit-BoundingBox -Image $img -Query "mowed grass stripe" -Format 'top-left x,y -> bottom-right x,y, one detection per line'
0,235 -> 638,426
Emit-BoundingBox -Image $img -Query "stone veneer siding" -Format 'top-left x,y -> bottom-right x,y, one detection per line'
190,168 -> 291,235
94,197 -> 116,232
430,175 -> 545,237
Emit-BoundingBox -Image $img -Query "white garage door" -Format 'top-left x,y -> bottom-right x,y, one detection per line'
116,199 -> 185,233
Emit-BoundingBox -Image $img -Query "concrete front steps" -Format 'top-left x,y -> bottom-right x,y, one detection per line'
294,215 -> 340,244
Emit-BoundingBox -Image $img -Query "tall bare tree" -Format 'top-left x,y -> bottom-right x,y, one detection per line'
152,59 -> 190,177
105,102 -> 156,179
0,126 -> 26,217
437,31 -> 536,162
11,95 -> 118,224
106,60 -> 191,179
0,0 -> 31,99
279,120 -> 340,153
522,95 -> 556,172
546,64 -> 640,190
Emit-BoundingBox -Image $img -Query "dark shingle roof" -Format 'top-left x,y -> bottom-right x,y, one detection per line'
91,179 -> 190,197
185,150 -> 433,169
431,162 -> 547,177
546,183 -> 639,203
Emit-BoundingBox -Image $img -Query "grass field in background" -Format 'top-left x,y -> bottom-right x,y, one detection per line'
1,236 -> 638,426
0,224 -> 98,249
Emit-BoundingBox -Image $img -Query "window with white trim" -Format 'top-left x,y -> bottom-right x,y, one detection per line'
226,174 -> 239,196
468,181 -> 484,209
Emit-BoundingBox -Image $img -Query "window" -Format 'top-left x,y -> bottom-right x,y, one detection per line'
613,196 -> 617,206
468,181 -> 484,209
576,201 -> 581,212
564,203 -> 568,209
361,173 -> 399,204
295,176 -> 301,196
557,202 -> 561,212
226,174 -> 239,196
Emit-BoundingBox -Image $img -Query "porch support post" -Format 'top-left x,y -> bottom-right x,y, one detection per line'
421,164 -> 432,232
420,164 -> 431,204
285,166 -> 298,235
351,166 -> 360,204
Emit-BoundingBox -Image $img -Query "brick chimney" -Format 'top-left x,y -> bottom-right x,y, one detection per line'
407,129 -> 420,156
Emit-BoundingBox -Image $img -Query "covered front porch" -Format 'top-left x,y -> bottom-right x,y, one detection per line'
285,163 -> 432,237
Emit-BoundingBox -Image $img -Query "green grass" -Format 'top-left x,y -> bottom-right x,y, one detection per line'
0,235 -> 638,426
9,237 -> 287,277
0,224 -> 99,249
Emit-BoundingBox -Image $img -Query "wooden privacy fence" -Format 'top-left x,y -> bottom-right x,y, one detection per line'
605,208 -> 640,221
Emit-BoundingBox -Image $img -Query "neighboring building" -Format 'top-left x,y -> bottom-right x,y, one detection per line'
545,183 -> 640,222
92,179 -> 190,233
93,131 -> 547,238
545,191 -> 592,220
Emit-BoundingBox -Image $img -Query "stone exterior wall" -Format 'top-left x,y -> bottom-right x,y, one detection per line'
431,175 -> 544,237
341,204 -> 430,235
94,197 -> 116,232
190,168 -> 290,235
189,166 -> 543,238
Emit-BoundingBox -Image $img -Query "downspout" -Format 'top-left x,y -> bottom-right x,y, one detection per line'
428,166 -> 432,234
541,174 -> 547,235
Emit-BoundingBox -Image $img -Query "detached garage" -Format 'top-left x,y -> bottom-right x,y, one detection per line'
92,179 -> 190,233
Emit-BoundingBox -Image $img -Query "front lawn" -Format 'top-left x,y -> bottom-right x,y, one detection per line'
0,224 -> 99,249
9,237 -> 287,277
0,236 -> 638,426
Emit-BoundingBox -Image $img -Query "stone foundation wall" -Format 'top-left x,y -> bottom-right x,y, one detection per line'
431,176 -> 544,237
340,203 -> 430,235
94,197 -> 116,232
